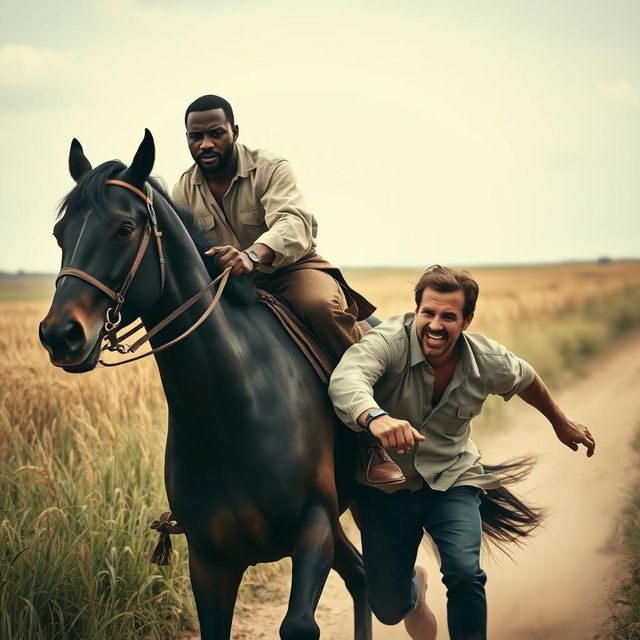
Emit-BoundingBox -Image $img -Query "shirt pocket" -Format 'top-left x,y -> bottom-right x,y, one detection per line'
237,207 -> 264,226
444,403 -> 483,435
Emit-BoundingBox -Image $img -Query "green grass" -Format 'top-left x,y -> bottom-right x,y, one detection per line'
0,376 -> 197,640
499,287 -> 640,384
598,426 -> 640,639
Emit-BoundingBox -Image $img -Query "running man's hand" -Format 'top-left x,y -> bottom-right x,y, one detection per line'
368,415 -> 425,455
553,417 -> 595,457
518,373 -> 595,458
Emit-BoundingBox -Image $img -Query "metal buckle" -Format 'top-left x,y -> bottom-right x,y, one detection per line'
104,306 -> 122,333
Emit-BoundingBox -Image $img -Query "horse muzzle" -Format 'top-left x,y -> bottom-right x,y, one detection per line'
39,311 -> 102,373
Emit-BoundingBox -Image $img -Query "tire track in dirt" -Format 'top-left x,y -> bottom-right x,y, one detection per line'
228,332 -> 640,639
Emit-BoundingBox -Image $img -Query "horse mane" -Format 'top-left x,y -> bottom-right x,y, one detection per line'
57,161 -> 255,308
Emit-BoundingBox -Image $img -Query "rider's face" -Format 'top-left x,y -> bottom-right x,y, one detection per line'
414,288 -> 473,365
186,109 -> 238,175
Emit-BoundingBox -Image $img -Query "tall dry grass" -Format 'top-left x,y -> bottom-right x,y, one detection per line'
0,301 -> 198,639
2,261 -> 640,638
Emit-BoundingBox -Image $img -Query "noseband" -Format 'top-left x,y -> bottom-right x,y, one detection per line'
55,179 -> 230,366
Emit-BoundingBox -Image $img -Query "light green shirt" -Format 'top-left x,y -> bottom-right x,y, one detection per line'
172,143 -> 317,272
328,312 -> 536,493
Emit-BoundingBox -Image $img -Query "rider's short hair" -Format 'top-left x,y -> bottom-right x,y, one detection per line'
184,95 -> 235,127
414,265 -> 479,318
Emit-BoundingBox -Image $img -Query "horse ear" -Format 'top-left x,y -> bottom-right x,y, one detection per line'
123,129 -> 155,188
69,139 -> 92,182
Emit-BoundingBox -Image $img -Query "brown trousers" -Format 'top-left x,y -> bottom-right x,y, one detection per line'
257,268 -> 364,364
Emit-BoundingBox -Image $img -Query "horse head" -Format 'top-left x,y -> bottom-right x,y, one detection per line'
39,130 -> 165,372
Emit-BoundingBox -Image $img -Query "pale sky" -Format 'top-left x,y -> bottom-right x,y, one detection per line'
1,0 -> 638,271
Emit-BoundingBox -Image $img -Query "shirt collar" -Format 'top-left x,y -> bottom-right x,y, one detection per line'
188,143 -> 256,186
408,315 -> 480,376
408,315 -> 426,367
235,143 -> 256,178
458,333 -> 481,377
189,163 -> 202,186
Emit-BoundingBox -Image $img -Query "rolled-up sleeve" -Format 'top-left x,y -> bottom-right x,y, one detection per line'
495,351 -> 536,401
254,160 -> 316,268
328,330 -> 395,431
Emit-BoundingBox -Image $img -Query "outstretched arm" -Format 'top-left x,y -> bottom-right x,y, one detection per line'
517,373 -> 595,457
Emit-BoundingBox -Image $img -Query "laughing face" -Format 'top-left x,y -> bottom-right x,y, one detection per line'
415,287 -> 473,365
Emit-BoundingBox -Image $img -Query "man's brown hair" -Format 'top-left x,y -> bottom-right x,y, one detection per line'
414,265 -> 479,318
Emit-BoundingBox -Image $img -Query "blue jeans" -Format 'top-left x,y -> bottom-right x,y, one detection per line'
357,483 -> 486,640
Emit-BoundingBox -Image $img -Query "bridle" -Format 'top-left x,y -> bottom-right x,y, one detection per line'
58,180 -> 165,335
55,179 -> 230,366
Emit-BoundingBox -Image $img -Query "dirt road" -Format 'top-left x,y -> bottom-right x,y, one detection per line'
230,333 -> 640,639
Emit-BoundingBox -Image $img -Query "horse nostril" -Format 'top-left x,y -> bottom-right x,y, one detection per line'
39,315 -> 88,360
65,319 -> 86,352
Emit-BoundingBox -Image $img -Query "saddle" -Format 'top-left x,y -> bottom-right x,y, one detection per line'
255,289 -> 335,384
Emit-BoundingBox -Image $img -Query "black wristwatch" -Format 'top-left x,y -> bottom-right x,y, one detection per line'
243,249 -> 261,268
364,408 -> 388,431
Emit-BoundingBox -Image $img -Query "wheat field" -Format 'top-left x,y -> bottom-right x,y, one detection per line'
2,261 -> 640,639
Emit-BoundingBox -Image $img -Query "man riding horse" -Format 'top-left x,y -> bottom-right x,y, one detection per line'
172,94 -> 403,485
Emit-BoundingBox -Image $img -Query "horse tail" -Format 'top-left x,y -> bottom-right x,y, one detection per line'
479,457 -> 546,555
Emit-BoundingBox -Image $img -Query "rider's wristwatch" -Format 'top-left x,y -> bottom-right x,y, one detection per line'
243,249 -> 261,268
364,408 -> 388,431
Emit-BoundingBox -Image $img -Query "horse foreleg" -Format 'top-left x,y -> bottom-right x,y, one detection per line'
333,525 -> 372,640
280,503 -> 334,640
188,545 -> 245,640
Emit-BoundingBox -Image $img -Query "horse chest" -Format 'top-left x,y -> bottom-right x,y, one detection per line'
165,450 -> 301,549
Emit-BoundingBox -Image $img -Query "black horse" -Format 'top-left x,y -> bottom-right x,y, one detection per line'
40,131 -> 541,639
40,130 -> 372,640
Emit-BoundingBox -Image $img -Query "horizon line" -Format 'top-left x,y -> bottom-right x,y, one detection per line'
2,256 -> 639,277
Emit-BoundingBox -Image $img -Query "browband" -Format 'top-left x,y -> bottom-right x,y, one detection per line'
105,179 -> 152,204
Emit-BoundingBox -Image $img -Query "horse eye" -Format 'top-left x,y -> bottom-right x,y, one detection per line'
116,223 -> 135,238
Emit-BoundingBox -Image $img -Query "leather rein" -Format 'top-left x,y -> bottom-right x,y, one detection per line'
55,179 -> 230,367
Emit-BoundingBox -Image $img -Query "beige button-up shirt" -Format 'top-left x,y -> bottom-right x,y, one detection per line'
328,312 -> 536,493
172,144 -> 317,272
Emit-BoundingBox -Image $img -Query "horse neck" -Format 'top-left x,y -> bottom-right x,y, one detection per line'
140,196 -> 261,424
